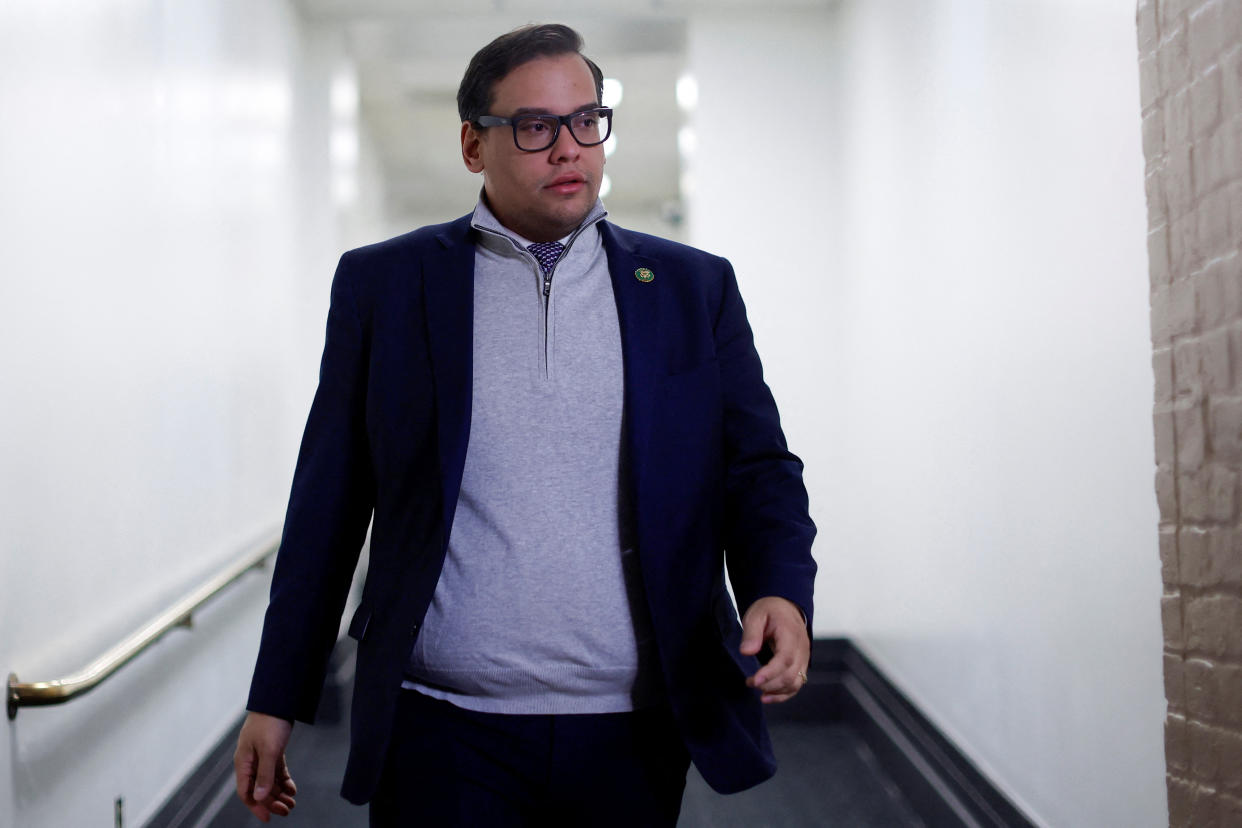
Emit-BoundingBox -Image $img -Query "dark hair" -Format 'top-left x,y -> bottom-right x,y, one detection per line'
457,24 -> 604,124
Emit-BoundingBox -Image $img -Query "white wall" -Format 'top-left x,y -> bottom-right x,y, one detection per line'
0,2 -> 1167,824
688,3 -> 1166,827
0,2 -> 374,825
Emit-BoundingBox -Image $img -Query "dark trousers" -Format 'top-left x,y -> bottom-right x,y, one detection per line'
370,690 -> 691,827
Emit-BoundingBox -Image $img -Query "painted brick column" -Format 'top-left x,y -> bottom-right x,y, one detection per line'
1137,0 -> 1242,823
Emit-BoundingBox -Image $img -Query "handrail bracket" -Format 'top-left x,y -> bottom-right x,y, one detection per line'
7,673 -> 20,721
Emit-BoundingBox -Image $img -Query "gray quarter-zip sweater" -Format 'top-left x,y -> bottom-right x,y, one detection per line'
404,199 -> 658,714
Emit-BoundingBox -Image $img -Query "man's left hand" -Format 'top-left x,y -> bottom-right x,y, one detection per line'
740,596 -> 810,704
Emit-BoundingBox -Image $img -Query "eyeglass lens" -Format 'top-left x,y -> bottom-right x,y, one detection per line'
514,110 -> 611,151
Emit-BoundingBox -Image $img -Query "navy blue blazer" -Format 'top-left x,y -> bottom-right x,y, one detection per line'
247,214 -> 817,803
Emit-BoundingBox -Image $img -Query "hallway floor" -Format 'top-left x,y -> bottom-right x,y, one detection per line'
206,678 -> 923,828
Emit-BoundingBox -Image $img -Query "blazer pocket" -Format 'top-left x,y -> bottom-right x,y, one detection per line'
664,355 -> 718,380
713,591 -> 744,649
347,603 -> 372,642
713,591 -> 760,678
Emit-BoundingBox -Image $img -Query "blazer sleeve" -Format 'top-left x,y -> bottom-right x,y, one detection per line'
246,251 -> 376,723
713,259 -> 817,626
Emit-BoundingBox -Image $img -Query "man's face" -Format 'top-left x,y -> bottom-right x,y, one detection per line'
461,53 -> 605,242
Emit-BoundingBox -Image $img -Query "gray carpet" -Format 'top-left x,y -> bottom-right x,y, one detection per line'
207,682 -> 922,828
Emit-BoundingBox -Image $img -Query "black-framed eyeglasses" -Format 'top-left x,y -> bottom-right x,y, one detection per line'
475,107 -> 613,152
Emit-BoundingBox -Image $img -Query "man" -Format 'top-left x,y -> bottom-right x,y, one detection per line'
234,23 -> 816,826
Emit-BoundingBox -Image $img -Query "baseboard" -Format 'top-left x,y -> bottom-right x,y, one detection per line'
142,714 -> 244,828
142,642 -> 354,828
797,638 -> 1036,828
148,638 -> 1033,828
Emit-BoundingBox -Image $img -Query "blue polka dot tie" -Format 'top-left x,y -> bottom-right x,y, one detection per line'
527,241 -> 565,275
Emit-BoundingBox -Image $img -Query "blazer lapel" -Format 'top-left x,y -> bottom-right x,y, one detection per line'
600,222 -> 663,500
422,217 -> 475,542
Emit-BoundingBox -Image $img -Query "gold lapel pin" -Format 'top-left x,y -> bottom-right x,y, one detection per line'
634,267 -> 654,283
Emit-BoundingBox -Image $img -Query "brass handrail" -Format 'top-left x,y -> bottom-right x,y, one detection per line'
7,529 -> 280,720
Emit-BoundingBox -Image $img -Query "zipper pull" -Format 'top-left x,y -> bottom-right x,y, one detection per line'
543,274 -> 552,296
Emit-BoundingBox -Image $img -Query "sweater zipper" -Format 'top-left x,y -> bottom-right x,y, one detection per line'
474,222 -> 597,378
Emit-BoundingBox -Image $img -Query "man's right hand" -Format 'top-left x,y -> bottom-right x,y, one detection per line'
234,711 -> 297,822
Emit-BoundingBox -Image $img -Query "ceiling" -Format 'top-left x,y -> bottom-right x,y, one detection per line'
292,0 -> 833,231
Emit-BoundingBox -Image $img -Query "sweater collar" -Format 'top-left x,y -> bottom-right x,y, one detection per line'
470,195 -> 608,252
